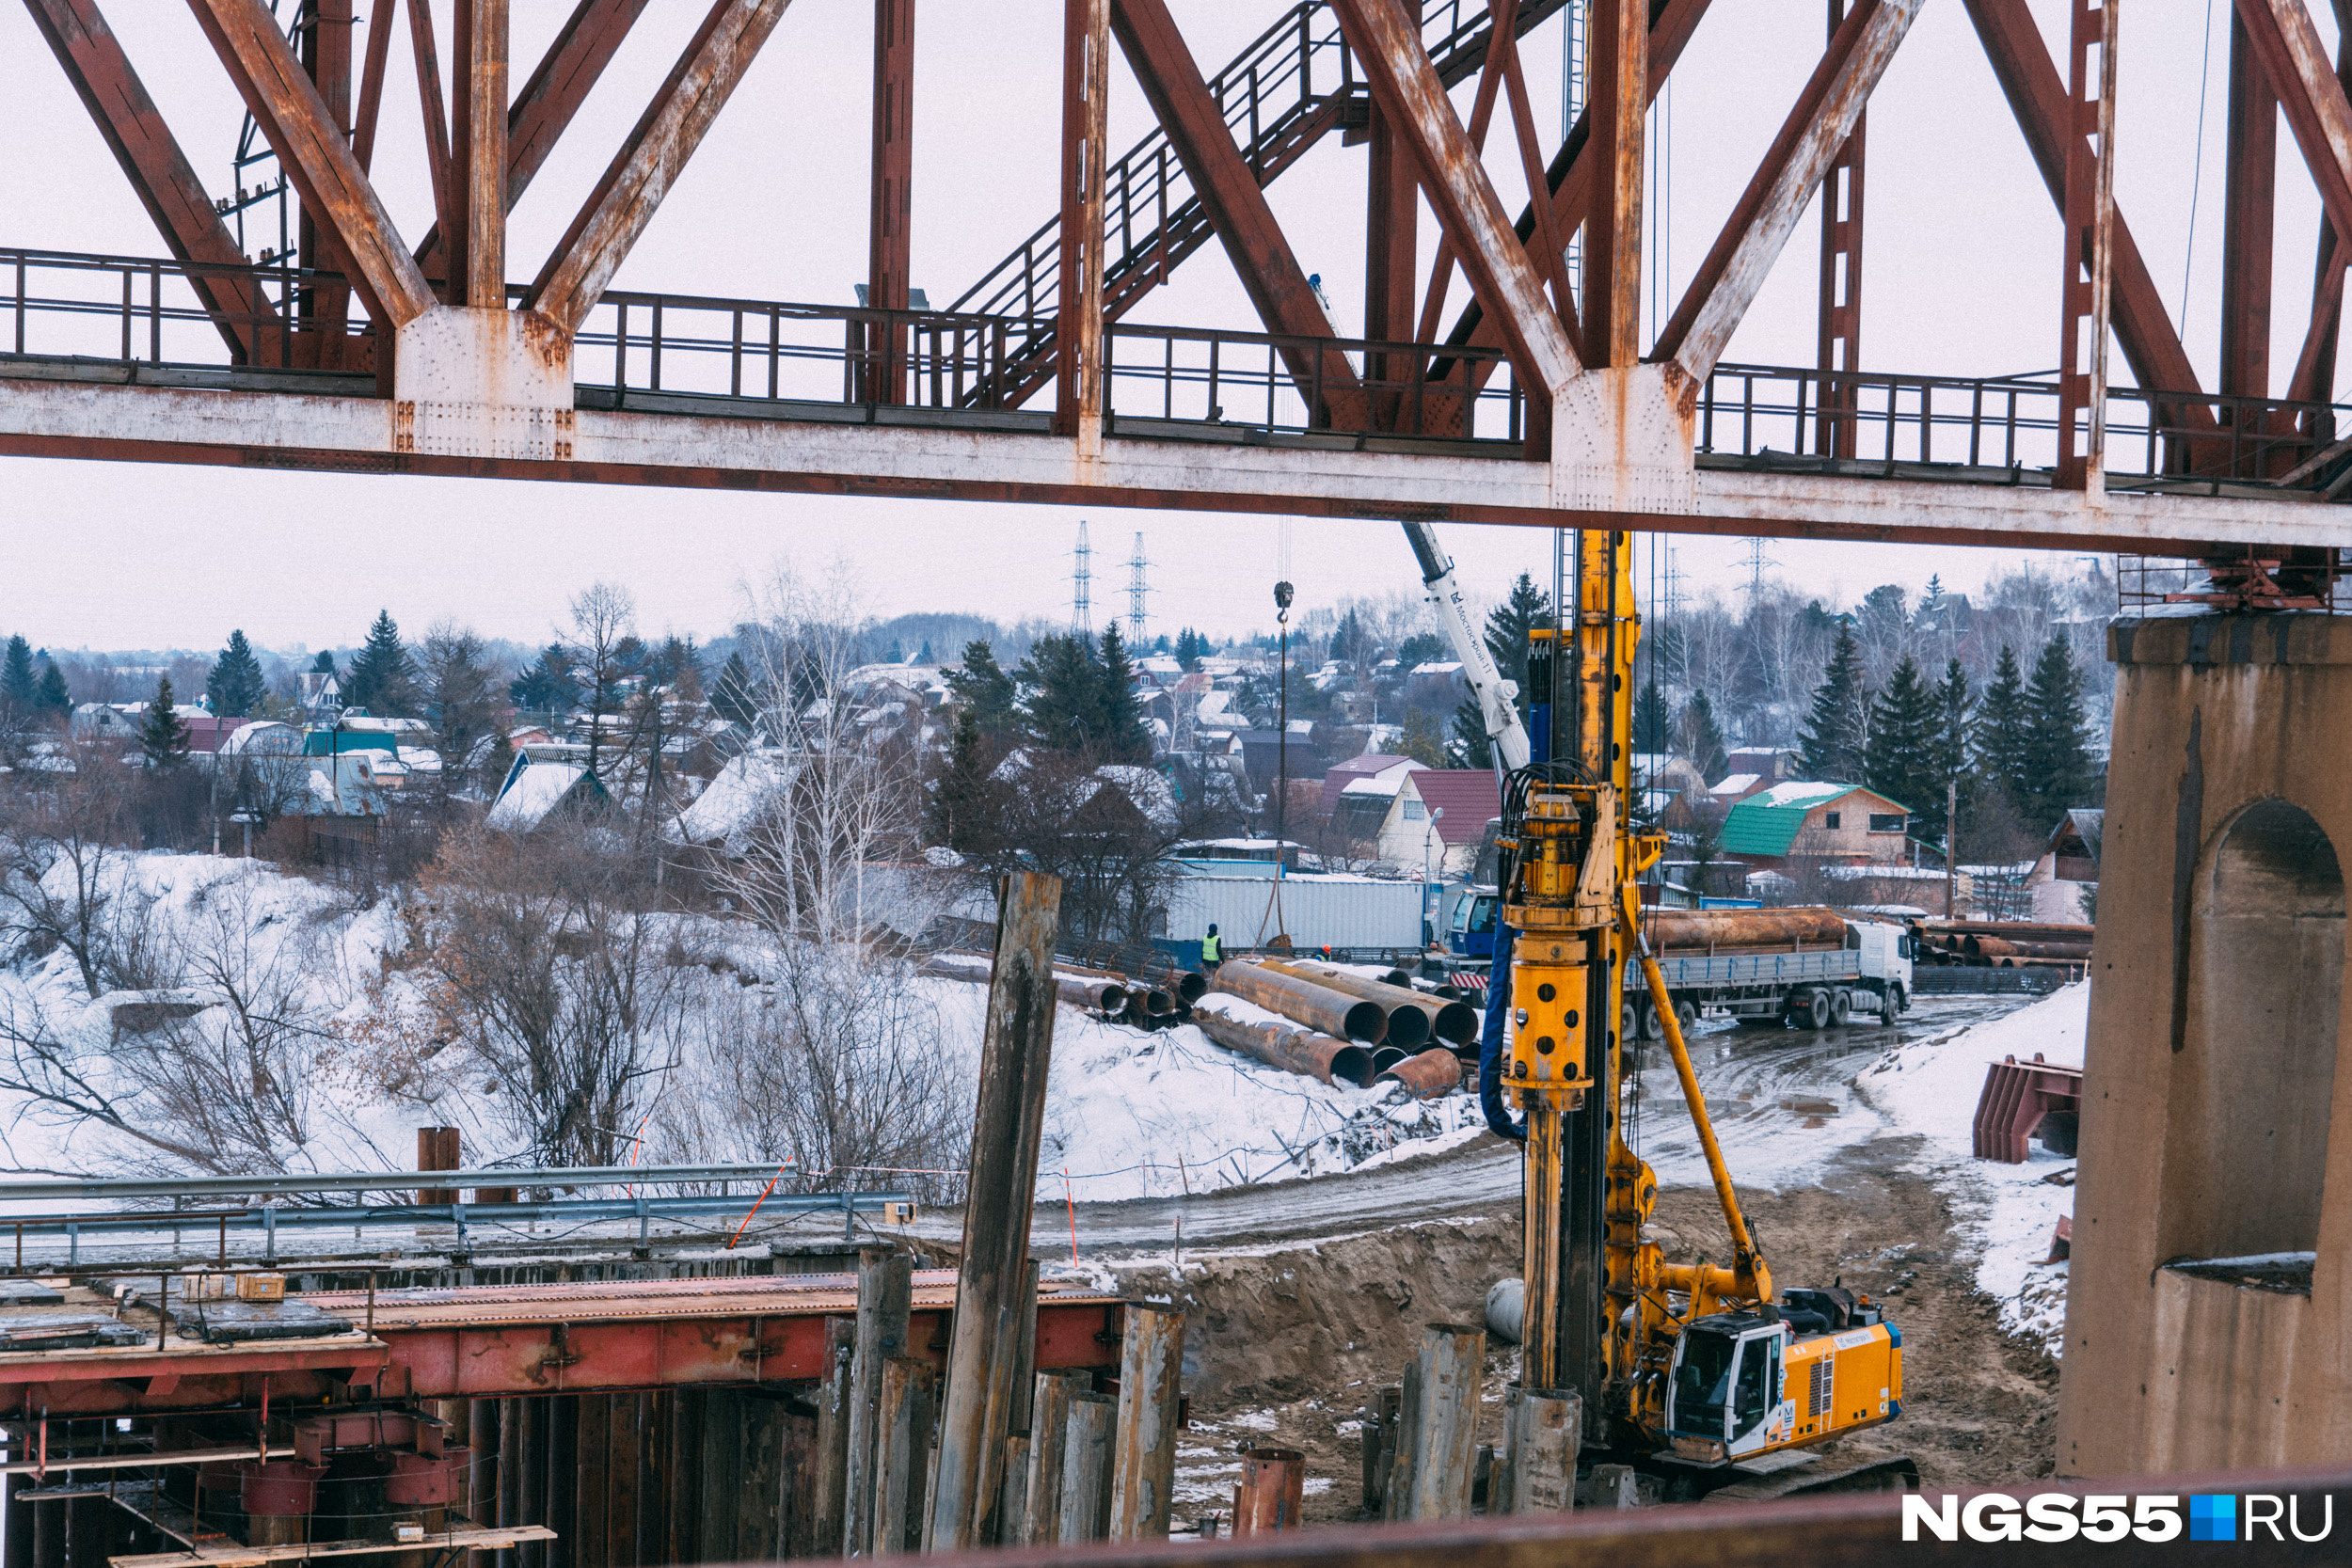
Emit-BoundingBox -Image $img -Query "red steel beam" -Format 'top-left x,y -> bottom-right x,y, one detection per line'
1334,0 -> 1580,402
1582,0 -> 1645,367
1111,0 -> 1369,429
413,0 -> 653,273
1651,0 -> 1920,388
187,0 -> 437,329
0,1299 -> 1126,1416
2220,9 -> 2277,404
864,0 -> 914,404
450,0 -> 508,309
351,0 -> 395,173
407,0 -> 457,296
1815,0 -> 1866,458
1963,0 -> 2206,404
296,0 -> 356,350
525,0 -> 793,339
2053,0 -> 2115,491
24,0 -> 280,360
1055,0 -> 1109,436
2234,0 -> 2352,253
1364,100 -> 1418,427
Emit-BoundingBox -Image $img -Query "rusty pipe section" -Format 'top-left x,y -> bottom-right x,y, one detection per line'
1375,1047 -> 1463,1100
1056,975 -> 1130,1013
1191,1006 -> 1376,1088
1262,959 -> 1472,1046
1231,1449 -> 1305,1535
1642,907 -> 1851,951
1208,963 -> 1387,1042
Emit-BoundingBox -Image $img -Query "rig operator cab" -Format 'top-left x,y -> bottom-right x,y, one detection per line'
1661,1288 -> 1903,1482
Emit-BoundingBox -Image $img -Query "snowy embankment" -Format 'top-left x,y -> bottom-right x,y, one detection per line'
0,850 -> 1479,1208
1859,983 -> 2087,1357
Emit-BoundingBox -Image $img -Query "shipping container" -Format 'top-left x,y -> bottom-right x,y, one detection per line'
1163,873 -> 1427,954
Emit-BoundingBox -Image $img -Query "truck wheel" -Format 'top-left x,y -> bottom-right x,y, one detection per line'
1676,999 -> 1700,1037
1794,990 -> 1832,1030
1890,982 -> 1909,1016
1830,990 -> 1853,1027
1645,1002 -> 1672,1041
1621,1001 -> 1639,1044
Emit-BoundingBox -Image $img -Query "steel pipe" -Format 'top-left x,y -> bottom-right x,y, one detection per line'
1370,1047 -> 1410,1074
1262,960 -> 1470,1045
1191,1007 -> 1376,1088
1231,1449 -> 1304,1534
1056,975 -> 1130,1013
1642,908 -> 1851,951
1376,1048 -> 1463,1099
1206,964 -> 1387,1042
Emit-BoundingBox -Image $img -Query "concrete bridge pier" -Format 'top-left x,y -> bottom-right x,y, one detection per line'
2057,613 -> 2352,1475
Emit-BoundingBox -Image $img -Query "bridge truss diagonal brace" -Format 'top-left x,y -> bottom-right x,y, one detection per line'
28,0 -> 280,359
1962,0 -> 2206,410
1109,0 -> 1369,430
1333,0 -> 1581,404
1651,0 -> 1920,388
186,0 -> 436,330
526,0 -> 792,340
416,0 -> 655,274
2235,0 -> 2352,283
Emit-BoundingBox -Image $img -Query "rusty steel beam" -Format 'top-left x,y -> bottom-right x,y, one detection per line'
1651,0 -> 1920,387
1365,100 -> 1419,428
1583,0 -> 1645,367
527,0 -> 791,338
864,0 -> 914,404
1963,0 -> 2205,404
1111,0 -> 1369,429
1409,1 -> 1516,352
24,0 -> 279,359
1815,0 -> 1866,458
450,0 -> 508,309
408,0 -> 456,293
1055,0 -> 1110,437
2234,0 -> 2352,256
1335,0 -> 1580,402
1433,0 -> 1709,398
1491,3 -> 1576,324
188,0 -> 437,329
2054,0 -> 2116,492
2221,10 -> 2278,403
415,0 -> 654,274
351,0 -> 394,171
296,0 -> 356,349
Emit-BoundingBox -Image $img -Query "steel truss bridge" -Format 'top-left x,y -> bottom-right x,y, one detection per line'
6,0 -> 2352,590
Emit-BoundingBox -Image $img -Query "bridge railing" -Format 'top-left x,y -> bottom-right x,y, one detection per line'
0,245 -> 374,374
1104,320 -> 1527,445
1699,361 -> 2352,489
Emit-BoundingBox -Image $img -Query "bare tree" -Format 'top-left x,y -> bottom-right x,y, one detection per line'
414,821 -> 681,1167
0,740 -> 141,997
417,623 -> 506,818
564,583 -> 638,784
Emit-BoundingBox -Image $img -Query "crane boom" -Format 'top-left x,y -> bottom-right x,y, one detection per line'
1401,521 -> 1532,772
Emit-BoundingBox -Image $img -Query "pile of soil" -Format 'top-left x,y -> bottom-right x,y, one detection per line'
1097,1156 -> 2059,1524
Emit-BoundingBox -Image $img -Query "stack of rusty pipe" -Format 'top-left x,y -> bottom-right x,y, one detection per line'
1191,998 -> 1377,1088
1209,960 -> 1389,1043
1259,958 -> 1479,1049
1914,920 -> 2095,968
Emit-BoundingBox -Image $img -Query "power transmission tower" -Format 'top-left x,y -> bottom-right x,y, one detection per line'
1072,520 -> 1092,634
1741,538 -> 1778,600
1127,531 -> 1150,650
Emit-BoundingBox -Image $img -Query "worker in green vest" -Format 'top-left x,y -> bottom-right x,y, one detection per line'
1200,924 -> 1223,972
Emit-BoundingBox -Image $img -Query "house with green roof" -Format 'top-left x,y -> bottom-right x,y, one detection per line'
1719,780 -> 1911,870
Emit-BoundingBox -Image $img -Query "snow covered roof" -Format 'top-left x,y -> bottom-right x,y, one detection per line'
670,751 -> 794,850
1408,660 -> 1465,677
1709,772 -> 1762,796
1340,774 -> 1406,798
218,721 -> 300,756
486,763 -> 599,832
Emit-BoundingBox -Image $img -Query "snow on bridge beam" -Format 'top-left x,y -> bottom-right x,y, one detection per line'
0,373 -> 2344,556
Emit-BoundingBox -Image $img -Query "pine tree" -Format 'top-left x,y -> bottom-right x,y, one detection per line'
1398,706 -> 1447,768
1933,658 -> 1974,786
1331,608 -> 1369,666
480,727 -> 517,801
1679,691 -> 1730,782
342,610 -> 417,715
138,676 -> 189,768
1015,633 -> 1104,752
2021,637 -> 2096,826
310,649 -> 337,675
916,639 -> 932,664
1396,630 -> 1445,667
1449,699 -> 1493,768
1484,573 -> 1553,716
205,629 -> 266,718
709,651 -> 757,727
1797,624 -> 1869,783
1090,622 -> 1151,761
1173,627 -> 1205,671
0,637 -> 35,715
35,660 -> 70,721
929,709 -> 999,850
1863,656 -> 1937,816
1632,679 -> 1671,756
1974,644 -> 2031,809
510,643 -> 580,715
946,641 -> 1020,738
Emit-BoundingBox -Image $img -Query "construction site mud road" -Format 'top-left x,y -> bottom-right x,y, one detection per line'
927,995 -> 2059,1520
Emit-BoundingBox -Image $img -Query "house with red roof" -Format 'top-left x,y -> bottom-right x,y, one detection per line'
1329,767 -> 1502,877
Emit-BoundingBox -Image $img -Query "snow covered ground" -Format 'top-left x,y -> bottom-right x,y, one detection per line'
1859,982 -> 2087,1356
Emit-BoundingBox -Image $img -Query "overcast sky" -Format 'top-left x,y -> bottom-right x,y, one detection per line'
0,1 -> 2326,656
